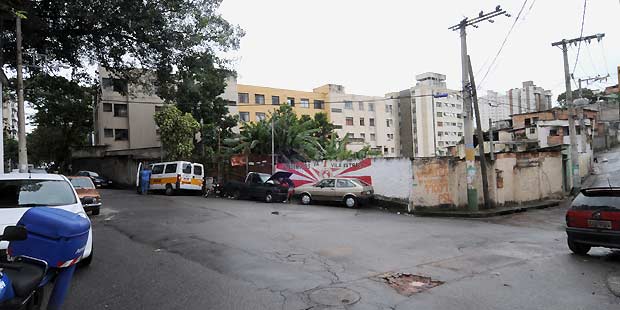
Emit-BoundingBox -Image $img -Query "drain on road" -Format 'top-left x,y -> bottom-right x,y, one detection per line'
308,287 -> 360,307
378,273 -> 443,296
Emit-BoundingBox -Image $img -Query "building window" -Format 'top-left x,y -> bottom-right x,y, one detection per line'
369,118 -> 375,126
529,127 -> 536,134
360,133 -> 366,139
385,105 -> 393,113
238,93 -> 249,104
436,102 -> 442,107
331,108 -> 342,113
525,118 -> 531,126
458,123 -> 463,129
255,94 -> 265,104
272,96 -> 280,105
114,129 -> 129,141
360,118 -> 365,126
286,97 -> 295,106
346,132 -> 354,138
391,148 -> 395,153
386,119 -> 393,127
384,147 -> 389,153
456,104 -> 462,109
458,132 -> 463,137
438,141 -> 444,146
103,103 -> 112,112
346,117 -> 354,126
370,133 -> 376,141
256,112 -> 266,121
438,132 -> 443,137
114,104 -> 128,117
437,121 -> 443,127
239,112 -> 250,123
314,100 -> 324,109
436,112 -> 442,118
103,78 -> 128,94
104,128 -> 114,138
387,134 -> 394,140
344,101 -> 353,110
359,102 -> 364,110
369,102 -> 375,111
334,125 -> 343,129
300,98 -> 309,108
550,129 -> 559,136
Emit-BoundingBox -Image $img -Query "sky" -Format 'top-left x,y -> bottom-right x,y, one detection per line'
219,0 -> 620,101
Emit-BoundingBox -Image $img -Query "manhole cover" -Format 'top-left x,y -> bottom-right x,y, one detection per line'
308,287 -> 360,306
379,273 -> 443,296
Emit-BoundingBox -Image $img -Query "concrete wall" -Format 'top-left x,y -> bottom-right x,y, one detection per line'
72,156 -> 141,188
276,157 -> 413,201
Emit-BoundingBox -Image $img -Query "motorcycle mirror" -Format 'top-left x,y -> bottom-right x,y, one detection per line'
1,226 -> 28,241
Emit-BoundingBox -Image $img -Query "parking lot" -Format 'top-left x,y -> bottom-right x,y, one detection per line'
61,185 -> 620,310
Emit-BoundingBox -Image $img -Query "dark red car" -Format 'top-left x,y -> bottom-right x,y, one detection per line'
565,187 -> 620,255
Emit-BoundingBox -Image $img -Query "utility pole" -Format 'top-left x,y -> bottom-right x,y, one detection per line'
15,16 -> 28,173
489,119 -> 495,161
449,6 -> 509,211
271,116 -> 275,174
552,33 -> 604,192
0,71 -> 6,174
468,55 -> 491,209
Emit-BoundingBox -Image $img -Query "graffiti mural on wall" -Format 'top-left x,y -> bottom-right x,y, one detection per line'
415,162 -> 453,205
276,159 -> 372,187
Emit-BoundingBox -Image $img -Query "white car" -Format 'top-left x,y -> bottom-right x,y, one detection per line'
0,173 -> 94,266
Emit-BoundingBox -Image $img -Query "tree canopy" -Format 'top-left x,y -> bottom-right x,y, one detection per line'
557,88 -> 597,107
154,105 -> 200,161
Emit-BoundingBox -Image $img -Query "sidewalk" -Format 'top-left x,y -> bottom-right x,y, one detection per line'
411,199 -> 563,218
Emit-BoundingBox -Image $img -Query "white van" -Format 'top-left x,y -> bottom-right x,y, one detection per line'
147,161 -> 204,195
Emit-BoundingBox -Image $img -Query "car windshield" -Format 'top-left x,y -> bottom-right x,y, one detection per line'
0,179 -> 77,208
571,189 -> 620,210
87,171 -> 100,177
258,174 -> 270,183
70,178 -> 96,189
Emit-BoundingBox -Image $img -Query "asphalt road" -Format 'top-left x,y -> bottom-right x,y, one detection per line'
62,150 -> 620,310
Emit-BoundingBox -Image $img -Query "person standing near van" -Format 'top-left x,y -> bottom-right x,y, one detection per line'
140,167 -> 152,195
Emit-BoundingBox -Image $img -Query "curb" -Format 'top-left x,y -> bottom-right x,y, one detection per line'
411,201 -> 561,218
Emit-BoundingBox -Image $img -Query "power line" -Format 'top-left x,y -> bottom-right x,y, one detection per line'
572,0 -> 588,75
478,0 -> 529,89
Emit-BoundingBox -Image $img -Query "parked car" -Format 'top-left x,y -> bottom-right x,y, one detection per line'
295,178 -> 374,208
147,161 -> 204,195
68,176 -> 102,215
76,170 -> 113,188
565,187 -> 620,255
223,172 -> 292,203
0,173 -> 94,266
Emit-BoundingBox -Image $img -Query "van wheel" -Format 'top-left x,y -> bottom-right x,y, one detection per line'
300,193 -> 311,205
165,184 -> 174,196
344,196 -> 357,208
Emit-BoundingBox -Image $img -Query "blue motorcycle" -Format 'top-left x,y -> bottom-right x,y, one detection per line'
0,207 -> 90,310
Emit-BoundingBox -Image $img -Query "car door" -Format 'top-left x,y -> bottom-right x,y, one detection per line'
314,179 -> 336,201
336,179 -> 356,201
192,164 -> 204,191
180,162 -> 193,190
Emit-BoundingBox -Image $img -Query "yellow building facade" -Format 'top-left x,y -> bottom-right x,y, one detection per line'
235,84 -> 330,123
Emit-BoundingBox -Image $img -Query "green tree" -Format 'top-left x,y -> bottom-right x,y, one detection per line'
557,88 -> 597,107
154,105 -> 200,161
22,74 -> 94,170
2,135 -> 18,170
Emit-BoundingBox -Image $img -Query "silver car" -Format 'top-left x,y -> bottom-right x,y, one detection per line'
296,178 -> 374,208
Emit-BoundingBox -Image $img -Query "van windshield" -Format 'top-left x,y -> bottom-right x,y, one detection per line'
0,179 -> 77,208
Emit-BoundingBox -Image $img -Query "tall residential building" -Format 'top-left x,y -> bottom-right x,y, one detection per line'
507,81 -> 553,115
397,73 -> 464,157
479,90 -> 510,131
234,84 -> 329,124
95,67 -> 237,152
319,84 -> 399,157
1,96 -> 18,140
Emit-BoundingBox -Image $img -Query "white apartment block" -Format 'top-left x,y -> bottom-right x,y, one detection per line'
397,73 -> 464,157
1,96 -> 18,140
479,90 -> 510,131
507,81 -> 553,115
320,84 -> 399,157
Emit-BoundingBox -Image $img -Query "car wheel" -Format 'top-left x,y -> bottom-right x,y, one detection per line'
165,184 -> 174,196
300,193 -> 311,205
568,238 -> 591,255
91,208 -> 100,216
344,196 -> 357,208
265,192 -> 274,203
232,190 -> 241,200
79,251 -> 93,268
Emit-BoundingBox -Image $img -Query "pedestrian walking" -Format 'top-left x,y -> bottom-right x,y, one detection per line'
140,167 -> 152,195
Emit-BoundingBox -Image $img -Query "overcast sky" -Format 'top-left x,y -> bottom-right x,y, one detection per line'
219,0 -> 619,100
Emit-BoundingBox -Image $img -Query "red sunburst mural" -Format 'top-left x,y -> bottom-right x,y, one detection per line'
276,159 -> 372,187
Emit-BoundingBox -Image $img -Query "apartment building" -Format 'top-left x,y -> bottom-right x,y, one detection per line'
479,90 -> 510,131
1,95 -> 18,140
95,67 -> 237,152
320,84 -> 399,157
397,73 -> 464,157
507,81 -> 553,115
234,84 -> 328,123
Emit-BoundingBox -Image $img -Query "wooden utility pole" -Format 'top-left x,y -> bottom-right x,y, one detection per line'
552,33 -> 604,192
16,16 -> 28,173
468,56 -> 491,209
449,6 -> 509,211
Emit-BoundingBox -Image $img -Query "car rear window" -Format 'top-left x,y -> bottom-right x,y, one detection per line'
571,189 -> 620,210
70,178 -> 95,189
0,179 -> 77,208
182,163 -> 192,174
193,165 -> 203,176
